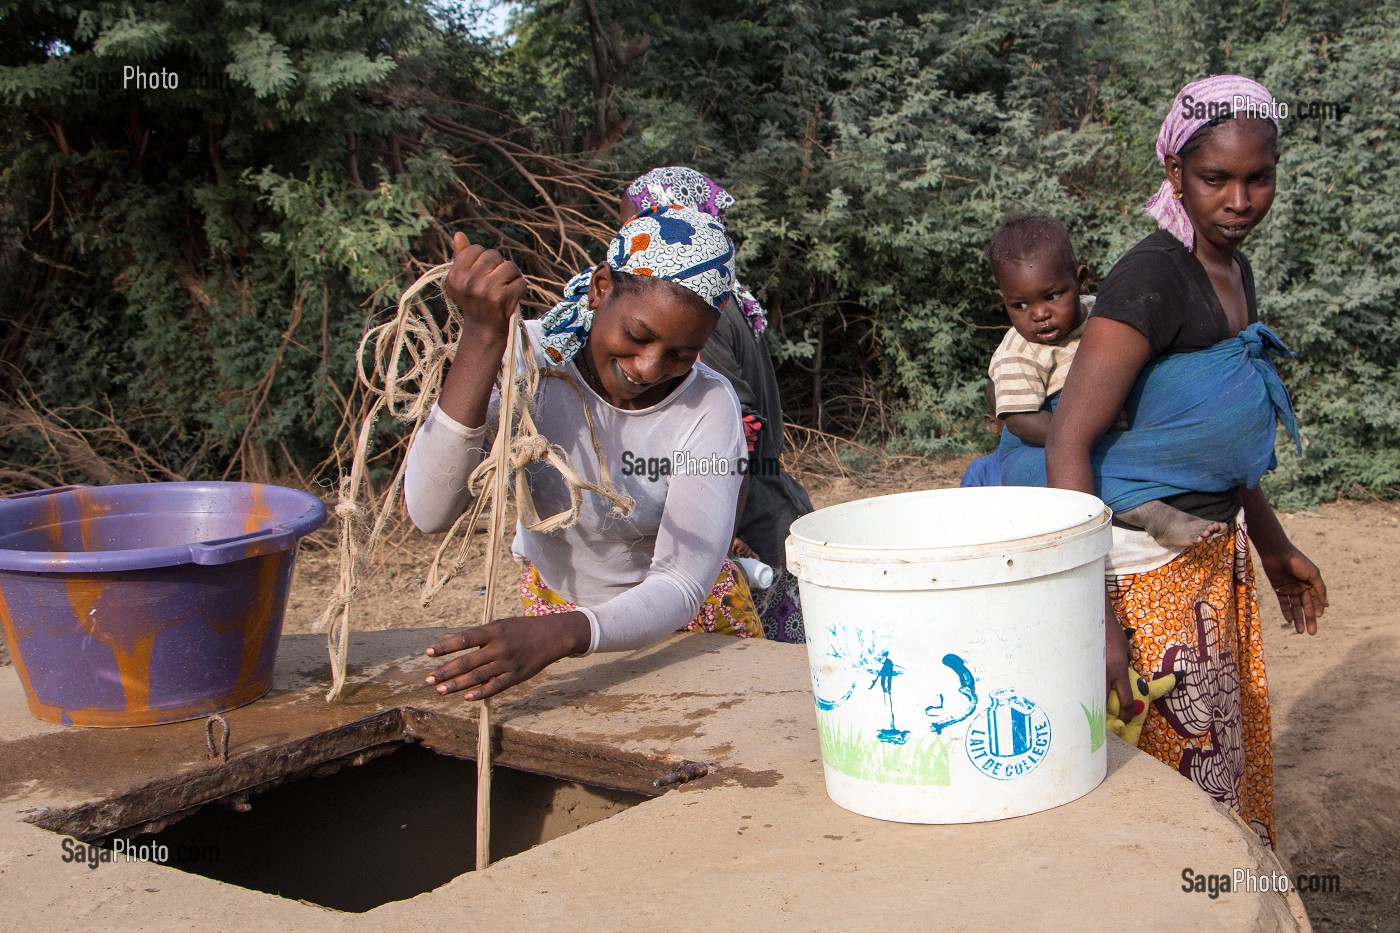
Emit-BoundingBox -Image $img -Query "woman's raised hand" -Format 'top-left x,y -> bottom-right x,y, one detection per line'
432,234 -> 527,429
444,232 -> 527,337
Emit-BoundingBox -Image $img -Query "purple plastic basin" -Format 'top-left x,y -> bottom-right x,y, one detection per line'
0,482 -> 327,727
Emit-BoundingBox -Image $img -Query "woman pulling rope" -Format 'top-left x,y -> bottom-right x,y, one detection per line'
410,202 -> 764,701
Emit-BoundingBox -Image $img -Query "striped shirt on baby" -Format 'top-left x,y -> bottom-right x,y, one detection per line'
988,295 -> 1095,419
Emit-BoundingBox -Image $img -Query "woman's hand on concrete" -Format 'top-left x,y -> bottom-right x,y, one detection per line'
424,611 -> 592,701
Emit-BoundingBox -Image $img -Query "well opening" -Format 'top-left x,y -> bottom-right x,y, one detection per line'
27,709 -> 711,913
96,742 -> 647,912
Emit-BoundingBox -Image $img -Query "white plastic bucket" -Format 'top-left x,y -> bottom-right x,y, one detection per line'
786,486 -> 1112,823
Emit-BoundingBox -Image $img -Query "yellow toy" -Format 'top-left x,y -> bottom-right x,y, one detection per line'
1106,669 -> 1178,746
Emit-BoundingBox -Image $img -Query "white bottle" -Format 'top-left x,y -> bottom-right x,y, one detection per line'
733,557 -> 775,589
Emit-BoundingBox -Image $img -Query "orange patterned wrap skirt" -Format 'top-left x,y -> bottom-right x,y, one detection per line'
518,559 -> 764,639
1108,522 -> 1274,848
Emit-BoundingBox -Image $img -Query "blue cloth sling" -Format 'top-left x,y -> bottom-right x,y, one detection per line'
960,453 -> 1003,488
983,323 -> 1301,511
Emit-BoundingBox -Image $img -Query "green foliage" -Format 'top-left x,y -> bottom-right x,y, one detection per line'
0,0 -> 601,486
602,0 -> 1139,448
2,0 -> 1398,506
226,27 -> 300,98
593,0 -> 1400,502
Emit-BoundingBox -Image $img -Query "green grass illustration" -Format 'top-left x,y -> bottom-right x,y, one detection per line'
1082,699 -> 1106,752
816,714 -> 953,785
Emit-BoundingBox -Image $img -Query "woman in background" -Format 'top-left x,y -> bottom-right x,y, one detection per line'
623,166 -> 813,643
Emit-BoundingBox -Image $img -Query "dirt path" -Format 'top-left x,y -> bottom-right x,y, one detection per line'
2,459 -> 1394,929
1255,499 -> 1400,931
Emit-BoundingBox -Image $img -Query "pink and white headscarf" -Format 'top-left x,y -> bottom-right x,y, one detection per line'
1145,75 -> 1279,250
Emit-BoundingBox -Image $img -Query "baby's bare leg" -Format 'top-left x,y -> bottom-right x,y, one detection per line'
1116,500 -> 1228,549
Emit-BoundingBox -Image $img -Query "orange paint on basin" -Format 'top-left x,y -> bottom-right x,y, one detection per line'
0,587 -> 42,718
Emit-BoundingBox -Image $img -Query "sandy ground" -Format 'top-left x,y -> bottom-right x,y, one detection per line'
3,456 -> 1396,929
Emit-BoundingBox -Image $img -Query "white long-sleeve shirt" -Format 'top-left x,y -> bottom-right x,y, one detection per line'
404,321 -> 745,654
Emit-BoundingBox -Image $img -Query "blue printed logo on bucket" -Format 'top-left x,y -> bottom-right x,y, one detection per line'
965,689 -> 1051,780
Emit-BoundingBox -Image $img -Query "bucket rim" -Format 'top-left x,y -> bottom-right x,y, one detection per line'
790,505 -> 1111,569
0,481 -> 328,573
788,486 -> 1110,563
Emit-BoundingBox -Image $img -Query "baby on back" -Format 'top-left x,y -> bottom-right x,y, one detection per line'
985,214 -> 1225,549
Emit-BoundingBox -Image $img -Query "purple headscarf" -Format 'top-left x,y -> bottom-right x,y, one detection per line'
1145,75 -> 1279,250
625,166 -> 736,219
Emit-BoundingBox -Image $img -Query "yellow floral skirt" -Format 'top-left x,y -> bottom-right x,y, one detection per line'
1109,522 -> 1273,848
518,559 -> 764,639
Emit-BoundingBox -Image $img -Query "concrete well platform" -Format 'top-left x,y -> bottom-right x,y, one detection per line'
0,630 -> 1308,931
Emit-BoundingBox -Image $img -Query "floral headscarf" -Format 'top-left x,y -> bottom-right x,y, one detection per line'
625,166 -> 735,219
625,167 -> 769,335
538,204 -> 735,364
1145,75 -> 1280,251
